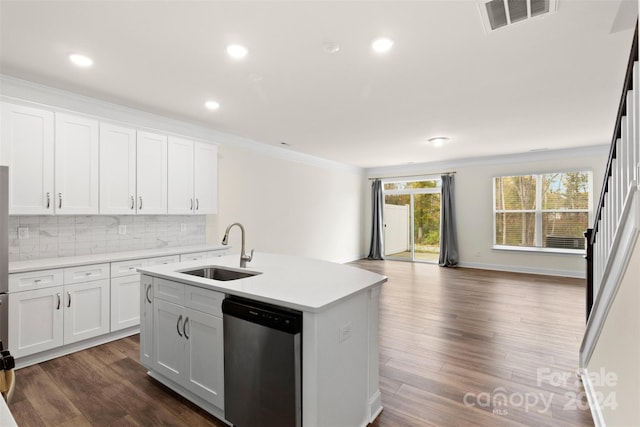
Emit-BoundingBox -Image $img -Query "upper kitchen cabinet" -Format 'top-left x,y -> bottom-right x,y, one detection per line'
1,103 -> 55,215
167,137 -> 218,215
137,131 -> 168,214
99,123 -> 137,214
55,113 -> 100,214
194,142 -> 218,214
167,136 -> 195,215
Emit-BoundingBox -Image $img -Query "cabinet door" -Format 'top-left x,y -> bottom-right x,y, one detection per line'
55,113 -> 99,214
137,131 -> 167,214
111,274 -> 141,331
193,142 -> 218,214
100,123 -> 137,214
63,279 -> 110,344
167,136 -> 194,214
1,103 -> 55,215
153,299 -> 184,384
184,309 -> 224,408
8,286 -> 64,358
140,275 -> 154,369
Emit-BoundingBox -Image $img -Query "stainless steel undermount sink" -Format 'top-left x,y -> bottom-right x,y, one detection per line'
180,266 -> 261,281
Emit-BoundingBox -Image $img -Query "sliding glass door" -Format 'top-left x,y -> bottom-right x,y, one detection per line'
383,180 -> 441,262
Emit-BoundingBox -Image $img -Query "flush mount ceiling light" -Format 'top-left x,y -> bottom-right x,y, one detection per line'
428,137 -> 450,147
371,37 -> 394,53
322,41 -> 341,54
69,53 -> 93,67
205,100 -> 220,110
226,44 -> 248,59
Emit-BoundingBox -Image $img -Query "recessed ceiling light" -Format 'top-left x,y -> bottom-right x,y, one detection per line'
69,53 -> 93,67
428,137 -> 450,147
372,37 -> 394,53
205,101 -> 220,110
226,44 -> 248,59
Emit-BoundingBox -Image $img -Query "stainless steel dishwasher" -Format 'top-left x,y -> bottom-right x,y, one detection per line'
222,296 -> 302,427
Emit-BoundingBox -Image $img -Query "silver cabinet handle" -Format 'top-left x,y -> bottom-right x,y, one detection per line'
67,291 -> 71,308
176,315 -> 183,337
138,196 -> 143,210
130,196 -> 135,210
145,284 -> 152,304
56,293 -> 61,310
190,198 -> 194,211
195,198 -> 199,210
183,317 -> 189,339
58,193 -> 63,209
46,192 -> 51,209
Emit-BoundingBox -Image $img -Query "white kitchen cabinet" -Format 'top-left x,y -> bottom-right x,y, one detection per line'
111,275 -> 142,331
193,142 -> 218,214
55,113 -> 100,214
8,279 -> 109,356
168,138 -> 218,215
140,274 -> 154,369
111,255 -> 180,332
150,279 -> 224,408
62,279 -> 110,345
99,123 -> 137,214
168,136 -> 194,215
136,131 -> 167,214
0,103 -> 55,215
8,286 -> 64,358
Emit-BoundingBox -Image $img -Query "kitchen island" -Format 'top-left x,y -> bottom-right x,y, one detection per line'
138,252 -> 387,427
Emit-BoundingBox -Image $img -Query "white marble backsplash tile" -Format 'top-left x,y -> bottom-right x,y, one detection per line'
8,215 -> 207,262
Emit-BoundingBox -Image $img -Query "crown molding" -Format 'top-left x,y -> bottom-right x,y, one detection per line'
364,145 -> 610,178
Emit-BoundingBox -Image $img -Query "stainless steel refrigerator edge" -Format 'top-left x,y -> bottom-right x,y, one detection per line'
0,166 -> 9,347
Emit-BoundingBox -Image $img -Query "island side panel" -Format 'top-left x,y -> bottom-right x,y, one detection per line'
302,289 -> 375,427
367,284 -> 383,421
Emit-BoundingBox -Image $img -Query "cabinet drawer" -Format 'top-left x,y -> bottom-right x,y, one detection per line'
8,269 -> 63,292
63,263 -> 110,284
146,255 -> 180,267
185,287 -> 224,317
180,252 -> 208,262
154,278 -> 184,305
111,259 -> 147,278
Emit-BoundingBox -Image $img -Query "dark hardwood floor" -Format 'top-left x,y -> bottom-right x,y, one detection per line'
9,261 -> 594,426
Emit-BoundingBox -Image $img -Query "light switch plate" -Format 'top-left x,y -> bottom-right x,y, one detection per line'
118,225 -> 127,235
339,322 -> 352,343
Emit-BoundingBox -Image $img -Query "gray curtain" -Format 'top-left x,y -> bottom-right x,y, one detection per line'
367,179 -> 384,260
439,174 -> 459,267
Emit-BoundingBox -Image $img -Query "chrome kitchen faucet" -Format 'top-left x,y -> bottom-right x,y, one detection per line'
222,223 -> 254,268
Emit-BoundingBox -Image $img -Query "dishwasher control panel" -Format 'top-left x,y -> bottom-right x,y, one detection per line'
222,296 -> 302,334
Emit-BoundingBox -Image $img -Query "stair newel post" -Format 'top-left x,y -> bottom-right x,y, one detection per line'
584,228 -> 594,323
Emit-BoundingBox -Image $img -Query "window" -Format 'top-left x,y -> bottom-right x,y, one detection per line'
493,171 -> 591,252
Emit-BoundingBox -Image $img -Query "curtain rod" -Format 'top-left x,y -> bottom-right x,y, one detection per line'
367,171 -> 456,181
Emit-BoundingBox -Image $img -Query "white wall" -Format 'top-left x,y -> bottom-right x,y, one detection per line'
216,144 -> 365,263
585,235 -> 640,426
365,146 -> 608,277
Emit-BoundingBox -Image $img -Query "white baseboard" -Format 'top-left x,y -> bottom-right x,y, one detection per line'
457,261 -> 585,278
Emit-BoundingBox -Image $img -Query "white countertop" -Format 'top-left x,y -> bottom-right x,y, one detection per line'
8,244 -> 228,274
138,252 -> 387,312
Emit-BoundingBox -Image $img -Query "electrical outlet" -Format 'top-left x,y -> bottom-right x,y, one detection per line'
339,322 -> 352,343
181,223 -> 187,233
17,227 -> 29,240
118,225 -> 127,235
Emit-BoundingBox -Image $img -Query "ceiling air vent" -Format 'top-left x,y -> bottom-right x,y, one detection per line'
478,0 -> 557,33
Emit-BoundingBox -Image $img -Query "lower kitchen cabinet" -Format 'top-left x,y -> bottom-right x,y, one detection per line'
8,279 -> 110,358
140,275 -> 154,369
149,279 -> 224,409
111,275 -> 141,331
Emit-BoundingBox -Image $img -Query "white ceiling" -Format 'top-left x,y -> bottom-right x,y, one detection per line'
0,0 -> 636,168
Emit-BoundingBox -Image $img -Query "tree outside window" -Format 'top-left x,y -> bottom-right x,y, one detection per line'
494,171 -> 591,250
